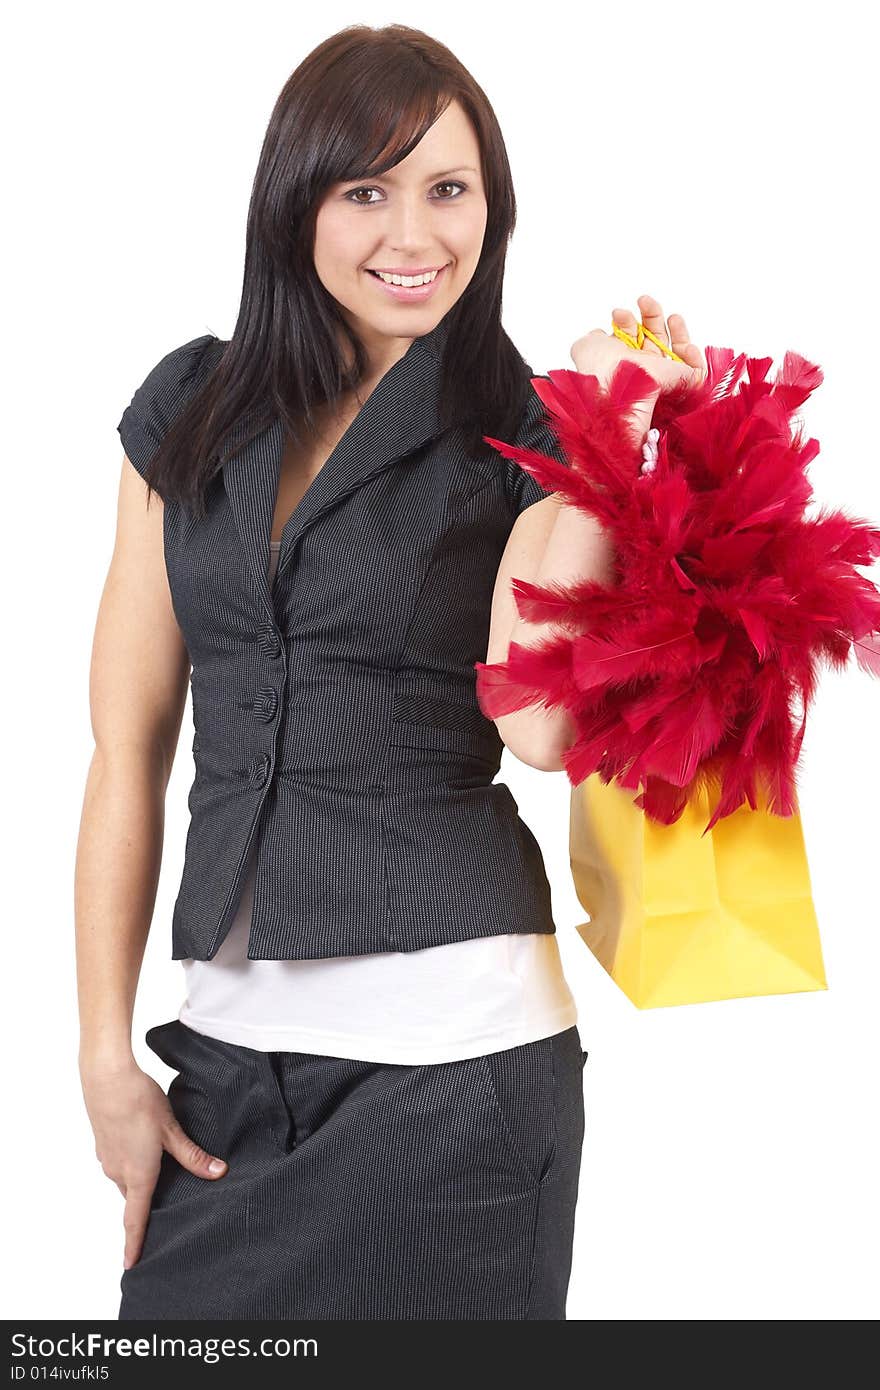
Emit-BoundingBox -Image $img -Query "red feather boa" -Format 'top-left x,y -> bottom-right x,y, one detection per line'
475,349 -> 880,831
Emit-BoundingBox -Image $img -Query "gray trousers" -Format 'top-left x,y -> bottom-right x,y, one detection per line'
118,1019 -> 587,1320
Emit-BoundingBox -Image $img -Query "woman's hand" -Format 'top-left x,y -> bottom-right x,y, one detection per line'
80,1058 -> 228,1270
570,293 -> 707,440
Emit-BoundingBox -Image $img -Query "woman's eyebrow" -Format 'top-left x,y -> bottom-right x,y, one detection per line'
424,166 -> 479,180
353,165 -> 479,182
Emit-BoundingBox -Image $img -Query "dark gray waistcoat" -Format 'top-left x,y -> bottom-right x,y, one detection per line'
118,315 -> 566,960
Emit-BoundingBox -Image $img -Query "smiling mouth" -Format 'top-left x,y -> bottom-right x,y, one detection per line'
365,263 -> 451,281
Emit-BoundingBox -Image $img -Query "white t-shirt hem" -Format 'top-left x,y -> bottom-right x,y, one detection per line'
176,1001 -> 579,1065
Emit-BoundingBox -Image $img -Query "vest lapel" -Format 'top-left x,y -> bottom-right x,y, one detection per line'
221,313 -> 450,616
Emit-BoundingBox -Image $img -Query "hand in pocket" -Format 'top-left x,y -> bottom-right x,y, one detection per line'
80,1060 -> 228,1270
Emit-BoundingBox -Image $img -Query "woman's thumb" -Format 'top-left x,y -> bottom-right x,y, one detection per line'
164,1117 -> 228,1178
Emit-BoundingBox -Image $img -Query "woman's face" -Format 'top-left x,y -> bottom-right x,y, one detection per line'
313,99 -> 488,377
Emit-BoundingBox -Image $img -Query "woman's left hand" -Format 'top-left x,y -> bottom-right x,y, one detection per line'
570,293 -> 707,440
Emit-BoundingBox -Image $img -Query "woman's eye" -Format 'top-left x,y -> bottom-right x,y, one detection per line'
344,181 -> 466,205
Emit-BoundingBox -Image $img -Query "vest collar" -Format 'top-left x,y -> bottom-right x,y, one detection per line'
222,311 -> 451,617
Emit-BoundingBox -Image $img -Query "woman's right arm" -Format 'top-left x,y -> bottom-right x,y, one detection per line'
75,457 -> 227,1272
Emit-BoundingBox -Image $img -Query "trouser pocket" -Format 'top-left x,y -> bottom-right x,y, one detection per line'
478,1035 -> 558,1188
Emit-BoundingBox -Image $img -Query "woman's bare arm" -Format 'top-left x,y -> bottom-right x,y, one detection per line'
485,293 -> 705,772
75,459 -> 189,1073
75,458 -> 227,1270
485,495 -> 616,771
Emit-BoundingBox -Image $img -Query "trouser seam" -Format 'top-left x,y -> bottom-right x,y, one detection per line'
524,1034 -> 557,1316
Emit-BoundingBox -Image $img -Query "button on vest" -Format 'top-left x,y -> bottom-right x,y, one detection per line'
249,751 -> 272,789
254,687 -> 279,722
256,622 -> 282,659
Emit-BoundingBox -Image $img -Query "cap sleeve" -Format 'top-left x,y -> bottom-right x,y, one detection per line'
504,374 -> 569,516
117,334 -> 217,492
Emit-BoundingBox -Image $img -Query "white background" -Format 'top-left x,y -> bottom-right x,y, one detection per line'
4,0 -> 877,1321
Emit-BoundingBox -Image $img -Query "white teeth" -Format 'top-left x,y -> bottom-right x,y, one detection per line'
371,268 -> 440,286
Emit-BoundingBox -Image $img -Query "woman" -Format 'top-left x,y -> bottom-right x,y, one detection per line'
77,24 -> 705,1321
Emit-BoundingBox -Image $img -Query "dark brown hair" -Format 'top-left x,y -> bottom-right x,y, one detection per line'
143,23 -> 536,516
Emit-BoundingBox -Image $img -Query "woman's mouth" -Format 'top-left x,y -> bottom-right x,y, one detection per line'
364,263 -> 450,301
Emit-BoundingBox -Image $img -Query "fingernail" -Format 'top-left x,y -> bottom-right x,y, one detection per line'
208,1158 -> 226,1174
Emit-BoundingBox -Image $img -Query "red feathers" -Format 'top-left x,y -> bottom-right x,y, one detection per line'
475,351 -> 880,831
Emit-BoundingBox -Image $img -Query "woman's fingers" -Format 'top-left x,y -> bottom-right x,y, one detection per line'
119,1118 -> 229,1269
122,1180 -> 154,1269
612,294 -> 672,357
668,312 -> 690,354
668,312 -> 708,379
611,305 -> 640,347
639,299 -> 707,381
683,343 -> 707,376
162,1114 -> 228,1181
668,312 -> 698,364
637,294 -> 670,354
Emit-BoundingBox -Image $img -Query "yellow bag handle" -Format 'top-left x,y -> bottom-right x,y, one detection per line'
611,320 -> 685,363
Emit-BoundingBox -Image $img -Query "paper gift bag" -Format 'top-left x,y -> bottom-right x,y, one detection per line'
569,774 -> 827,1009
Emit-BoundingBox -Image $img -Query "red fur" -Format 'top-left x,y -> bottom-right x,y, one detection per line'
475,350 -> 880,830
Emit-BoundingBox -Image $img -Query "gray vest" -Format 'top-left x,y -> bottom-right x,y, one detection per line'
118,315 -> 566,960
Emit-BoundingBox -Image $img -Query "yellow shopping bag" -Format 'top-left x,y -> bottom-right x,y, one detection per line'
569,774 -> 828,1008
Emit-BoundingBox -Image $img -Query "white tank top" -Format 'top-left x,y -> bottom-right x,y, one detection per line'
178,541 -> 577,1063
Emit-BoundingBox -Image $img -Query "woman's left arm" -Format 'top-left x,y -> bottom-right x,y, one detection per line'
485,494 -> 615,770
485,293 -> 706,770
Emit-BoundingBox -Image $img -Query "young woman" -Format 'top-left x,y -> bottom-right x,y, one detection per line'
77,24 -> 705,1321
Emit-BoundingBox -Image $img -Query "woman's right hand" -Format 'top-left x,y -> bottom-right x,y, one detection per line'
80,1058 -> 228,1270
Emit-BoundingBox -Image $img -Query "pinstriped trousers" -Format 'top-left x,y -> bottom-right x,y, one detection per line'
117,1018 -> 588,1320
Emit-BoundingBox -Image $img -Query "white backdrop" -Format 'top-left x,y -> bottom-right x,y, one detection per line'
4,0 -> 877,1321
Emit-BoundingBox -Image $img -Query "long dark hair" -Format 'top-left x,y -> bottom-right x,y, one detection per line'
143,23 -> 536,517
